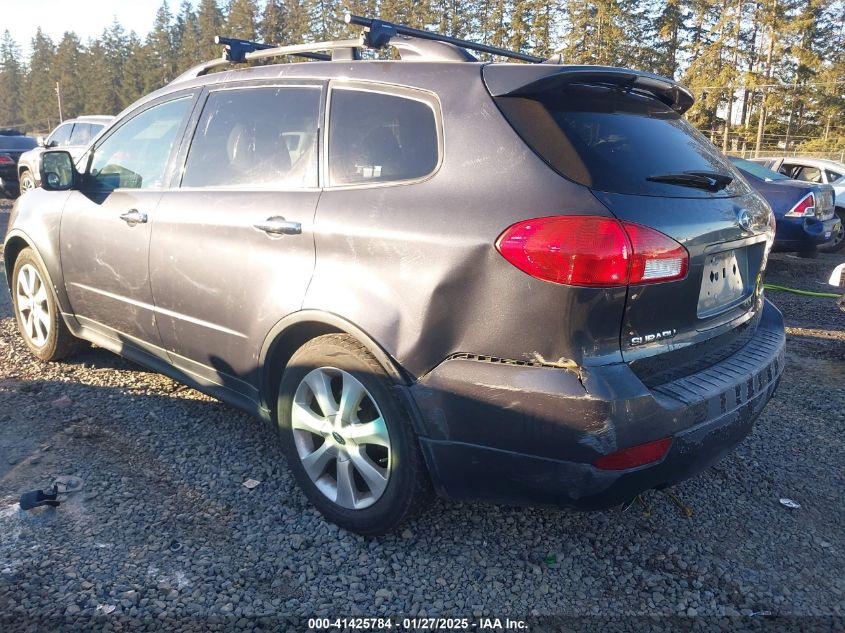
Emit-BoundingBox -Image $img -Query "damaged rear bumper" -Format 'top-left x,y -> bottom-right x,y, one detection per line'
410,300 -> 785,509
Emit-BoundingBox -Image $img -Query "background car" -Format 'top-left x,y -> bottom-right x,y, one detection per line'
16,115 -> 113,195
0,129 -> 38,198
750,155 -> 845,252
730,157 -> 839,255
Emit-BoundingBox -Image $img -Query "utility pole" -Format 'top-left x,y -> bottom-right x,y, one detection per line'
55,82 -> 63,122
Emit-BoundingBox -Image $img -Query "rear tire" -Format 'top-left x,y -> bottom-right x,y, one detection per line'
11,248 -> 82,361
19,169 -> 35,195
819,208 -> 845,253
277,334 -> 429,535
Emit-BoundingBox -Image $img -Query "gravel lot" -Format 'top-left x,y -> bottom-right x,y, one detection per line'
0,197 -> 843,630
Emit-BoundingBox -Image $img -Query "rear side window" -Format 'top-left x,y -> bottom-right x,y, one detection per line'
69,123 -> 92,145
182,86 -> 320,189
785,165 -> 823,183
826,169 -> 842,183
328,89 -> 438,186
495,86 -> 745,197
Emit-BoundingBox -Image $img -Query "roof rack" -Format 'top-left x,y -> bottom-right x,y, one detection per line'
343,13 -> 544,64
170,13 -> 548,84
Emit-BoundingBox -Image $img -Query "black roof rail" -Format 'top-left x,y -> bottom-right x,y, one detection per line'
343,13 -> 545,64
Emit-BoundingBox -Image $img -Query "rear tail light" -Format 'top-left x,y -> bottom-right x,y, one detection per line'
0,154 -> 14,166
495,215 -> 688,287
593,437 -> 672,470
785,194 -> 815,218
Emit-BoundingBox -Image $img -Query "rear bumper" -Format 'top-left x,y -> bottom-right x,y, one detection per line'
411,300 -> 785,509
775,215 -> 840,249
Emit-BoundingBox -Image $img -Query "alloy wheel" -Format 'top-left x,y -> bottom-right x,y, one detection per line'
291,367 -> 391,510
19,171 -> 35,195
15,263 -> 51,348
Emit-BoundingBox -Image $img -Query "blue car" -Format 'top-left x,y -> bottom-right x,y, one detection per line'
730,157 -> 839,253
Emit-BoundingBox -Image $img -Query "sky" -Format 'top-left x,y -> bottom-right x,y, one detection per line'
1,0 -> 192,57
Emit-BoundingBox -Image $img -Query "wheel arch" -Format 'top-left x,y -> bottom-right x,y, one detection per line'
3,234 -> 32,291
259,310 -> 414,420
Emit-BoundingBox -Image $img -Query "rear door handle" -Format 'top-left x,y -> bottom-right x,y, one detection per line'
253,216 -> 302,236
119,209 -> 147,226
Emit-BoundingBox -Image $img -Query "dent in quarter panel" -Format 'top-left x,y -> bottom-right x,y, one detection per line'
307,76 -> 626,378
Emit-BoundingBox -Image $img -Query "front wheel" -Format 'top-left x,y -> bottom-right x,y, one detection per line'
19,169 -> 36,196
277,334 -> 429,535
11,248 -> 82,361
819,208 -> 845,253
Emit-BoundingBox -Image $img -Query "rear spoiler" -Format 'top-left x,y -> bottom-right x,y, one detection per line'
483,65 -> 695,114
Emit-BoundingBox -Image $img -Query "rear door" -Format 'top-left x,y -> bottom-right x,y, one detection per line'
149,81 -> 323,398
61,94 -> 196,349
488,73 -> 774,383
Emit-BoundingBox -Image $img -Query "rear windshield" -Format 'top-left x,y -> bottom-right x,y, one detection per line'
0,135 -> 37,150
495,86 -> 746,197
729,157 -> 789,181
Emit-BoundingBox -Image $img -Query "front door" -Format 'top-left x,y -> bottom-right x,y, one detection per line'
149,83 -> 323,399
61,95 -> 195,350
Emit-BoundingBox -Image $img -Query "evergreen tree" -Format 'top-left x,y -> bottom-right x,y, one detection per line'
197,0 -> 224,58
144,0 -> 177,91
227,0 -> 259,40
259,0 -> 287,44
22,28 -> 56,130
52,32 -> 86,122
0,31 -> 23,128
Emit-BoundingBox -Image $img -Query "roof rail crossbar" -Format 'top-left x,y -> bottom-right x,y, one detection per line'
343,13 -> 544,64
214,36 -> 332,62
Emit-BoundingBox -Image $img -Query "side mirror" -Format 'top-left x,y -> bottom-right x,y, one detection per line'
36,136 -> 45,147
829,263 -> 845,288
40,150 -> 76,191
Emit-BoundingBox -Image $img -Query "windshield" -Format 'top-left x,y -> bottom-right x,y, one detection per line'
495,85 -> 746,197
729,157 -> 789,182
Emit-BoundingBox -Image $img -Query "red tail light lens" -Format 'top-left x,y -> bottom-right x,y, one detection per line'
623,221 -> 689,284
0,154 -> 14,166
496,215 -> 688,287
593,437 -> 672,470
785,194 -> 815,218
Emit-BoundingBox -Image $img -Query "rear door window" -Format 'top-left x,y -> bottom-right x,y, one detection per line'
495,86 -> 746,197
182,86 -> 321,189
328,87 -> 439,186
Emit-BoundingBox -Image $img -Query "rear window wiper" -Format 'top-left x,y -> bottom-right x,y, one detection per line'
646,170 -> 733,192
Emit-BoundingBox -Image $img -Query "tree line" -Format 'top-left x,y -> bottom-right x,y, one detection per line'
0,0 -> 843,157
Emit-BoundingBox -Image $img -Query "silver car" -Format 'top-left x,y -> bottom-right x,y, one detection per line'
750,155 -> 845,252
16,115 -> 113,195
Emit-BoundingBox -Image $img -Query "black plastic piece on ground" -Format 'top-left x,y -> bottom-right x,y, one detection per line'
19,487 -> 60,510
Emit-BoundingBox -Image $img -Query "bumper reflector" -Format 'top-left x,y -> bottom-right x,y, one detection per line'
593,437 -> 672,470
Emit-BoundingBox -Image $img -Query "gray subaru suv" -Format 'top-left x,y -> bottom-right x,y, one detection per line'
4,16 -> 785,534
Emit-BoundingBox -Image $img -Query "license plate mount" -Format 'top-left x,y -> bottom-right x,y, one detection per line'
697,250 -> 746,318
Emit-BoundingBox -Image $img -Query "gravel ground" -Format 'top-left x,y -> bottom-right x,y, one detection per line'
0,197 -> 843,631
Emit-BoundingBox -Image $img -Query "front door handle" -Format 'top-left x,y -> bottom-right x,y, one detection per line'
253,216 -> 302,236
119,209 -> 147,226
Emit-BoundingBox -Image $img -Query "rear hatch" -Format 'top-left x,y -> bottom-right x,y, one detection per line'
485,65 -> 774,385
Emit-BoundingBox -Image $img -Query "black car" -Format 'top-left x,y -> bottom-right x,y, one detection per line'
4,16 -> 785,534
730,157 -> 839,254
0,129 -> 38,197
